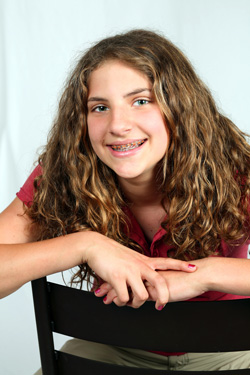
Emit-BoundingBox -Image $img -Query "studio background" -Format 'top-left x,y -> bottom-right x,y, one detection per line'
0,0 -> 250,374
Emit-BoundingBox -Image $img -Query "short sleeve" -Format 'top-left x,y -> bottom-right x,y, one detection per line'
16,165 -> 42,207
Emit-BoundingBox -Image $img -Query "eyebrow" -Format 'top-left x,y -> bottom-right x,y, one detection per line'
123,88 -> 151,98
87,88 -> 151,103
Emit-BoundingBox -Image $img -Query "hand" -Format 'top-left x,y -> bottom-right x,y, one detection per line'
93,254 -> 250,305
87,235 -> 197,310
95,260 -> 202,307
146,258 -> 209,302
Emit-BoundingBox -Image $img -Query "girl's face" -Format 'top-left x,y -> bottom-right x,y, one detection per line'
87,60 -> 169,184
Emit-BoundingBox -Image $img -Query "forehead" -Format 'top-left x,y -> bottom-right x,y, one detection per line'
88,60 -> 151,95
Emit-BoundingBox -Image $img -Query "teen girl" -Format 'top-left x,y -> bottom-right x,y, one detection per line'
1,29 -> 250,371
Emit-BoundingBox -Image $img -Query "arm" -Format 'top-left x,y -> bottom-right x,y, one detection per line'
0,197 -> 97,297
145,257 -> 250,302
97,256 -> 250,305
155,257 -> 250,302
0,197 -> 194,309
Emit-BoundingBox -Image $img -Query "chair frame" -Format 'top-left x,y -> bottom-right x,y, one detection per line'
32,277 -> 250,375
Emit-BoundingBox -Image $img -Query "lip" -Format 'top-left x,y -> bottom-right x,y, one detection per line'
107,139 -> 147,158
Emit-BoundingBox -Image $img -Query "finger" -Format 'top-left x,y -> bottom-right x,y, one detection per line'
125,276 -> 149,308
103,288 -> 118,305
145,284 -> 157,301
126,290 -> 149,308
95,282 -> 112,297
149,258 -> 197,272
103,283 -> 149,309
111,280 -> 130,306
143,270 -> 169,310
112,294 -> 131,307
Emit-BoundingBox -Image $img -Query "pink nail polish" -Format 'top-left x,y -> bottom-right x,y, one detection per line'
157,305 -> 164,311
95,288 -> 101,294
103,296 -> 107,302
188,264 -> 196,268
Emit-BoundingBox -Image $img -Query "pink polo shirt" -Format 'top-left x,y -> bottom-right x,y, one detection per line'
17,166 -> 250,356
17,165 -> 250,303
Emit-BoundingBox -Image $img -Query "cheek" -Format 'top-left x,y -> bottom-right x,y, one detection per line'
162,125 -> 170,148
154,121 -> 170,156
87,121 -> 100,146
87,124 -> 106,161
151,114 -> 169,142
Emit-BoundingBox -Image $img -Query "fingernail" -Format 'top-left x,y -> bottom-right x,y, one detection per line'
157,305 -> 165,311
188,264 -> 196,268
103,296 -> 107,302
95,288 -> 101,294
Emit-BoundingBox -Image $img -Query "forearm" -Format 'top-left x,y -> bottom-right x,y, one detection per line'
203,257 -> 250,296
139,256 -> 250,304
158,256 -> 250,302
0,231 -> 94,298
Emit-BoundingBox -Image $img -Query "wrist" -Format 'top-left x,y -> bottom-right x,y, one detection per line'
187,257 -> 213,294
72,230 -> 104,264
200,257 -> 227,293
200,257 -> 215,293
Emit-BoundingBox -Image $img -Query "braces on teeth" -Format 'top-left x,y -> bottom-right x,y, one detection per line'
111,140 -> 145,151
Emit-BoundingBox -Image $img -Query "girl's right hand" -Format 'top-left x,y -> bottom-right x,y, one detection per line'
83,232 -> 197,310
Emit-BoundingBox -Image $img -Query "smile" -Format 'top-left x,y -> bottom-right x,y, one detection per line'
110,139 -> 146,152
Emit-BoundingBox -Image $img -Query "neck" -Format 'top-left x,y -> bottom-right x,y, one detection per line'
119,176 -> 162,207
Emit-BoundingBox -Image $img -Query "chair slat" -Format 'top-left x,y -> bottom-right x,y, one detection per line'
32,277 -> 250,374
48,281 -> 250,352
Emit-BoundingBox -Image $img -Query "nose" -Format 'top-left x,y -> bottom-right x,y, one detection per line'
108,108 -> 132,136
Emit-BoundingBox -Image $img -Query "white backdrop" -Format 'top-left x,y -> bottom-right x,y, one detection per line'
0,0 -> 250,374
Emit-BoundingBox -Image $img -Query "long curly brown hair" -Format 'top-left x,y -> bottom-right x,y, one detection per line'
27,29 -> 250,286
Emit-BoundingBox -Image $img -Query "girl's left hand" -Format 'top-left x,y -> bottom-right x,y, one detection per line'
145,261 -> 207,303
96,256 -> 250,307
95,259 -> 203,307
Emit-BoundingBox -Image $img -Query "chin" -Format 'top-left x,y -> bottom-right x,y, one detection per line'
116,168 -> 151,181
113,168 -> 140,179
116,172 -> 139,179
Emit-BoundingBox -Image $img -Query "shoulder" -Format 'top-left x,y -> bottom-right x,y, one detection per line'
16,165 -> 42,207
0,197 -> 34,243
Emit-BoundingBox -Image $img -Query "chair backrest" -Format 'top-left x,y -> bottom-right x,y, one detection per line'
32,277 -> 250,375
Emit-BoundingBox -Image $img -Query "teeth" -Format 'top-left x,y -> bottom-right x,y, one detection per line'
111,140 -> 145,151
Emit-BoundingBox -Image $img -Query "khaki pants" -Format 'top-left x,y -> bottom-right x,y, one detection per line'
34,338 -> 250,374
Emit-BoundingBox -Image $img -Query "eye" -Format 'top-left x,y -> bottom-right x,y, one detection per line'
92,105 -> 109,113
133,99 -> 150,106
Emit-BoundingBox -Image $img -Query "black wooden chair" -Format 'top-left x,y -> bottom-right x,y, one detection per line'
32,277 -> 250,375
